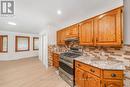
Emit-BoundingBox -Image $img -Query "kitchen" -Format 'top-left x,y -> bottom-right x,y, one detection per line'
0,0 -> 130,87
50,2 -> 130,87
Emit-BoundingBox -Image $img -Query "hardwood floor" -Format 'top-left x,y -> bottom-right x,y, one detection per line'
0,57 -> 70,87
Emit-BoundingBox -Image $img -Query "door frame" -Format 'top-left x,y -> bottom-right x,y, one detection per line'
39,33 -> 48,68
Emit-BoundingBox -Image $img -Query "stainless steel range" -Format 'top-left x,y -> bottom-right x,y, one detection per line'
59,48 -> 82,87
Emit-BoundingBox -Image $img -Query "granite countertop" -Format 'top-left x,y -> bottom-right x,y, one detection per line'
75,56 -> 126,70
53,51 -> 63,55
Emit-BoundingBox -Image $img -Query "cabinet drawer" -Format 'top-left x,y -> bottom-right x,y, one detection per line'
53,61 -> 59,68
53,53 -> 59,60
75,61 -> 101,77
103,70 -> 123,79
103,79 -> 123,87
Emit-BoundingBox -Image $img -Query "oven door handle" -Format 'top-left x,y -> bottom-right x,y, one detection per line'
60,59 -> 73,68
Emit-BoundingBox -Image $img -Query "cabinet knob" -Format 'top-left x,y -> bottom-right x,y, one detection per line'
104,83 -> 106,87
90,69 -> 95,73
111,73 -> 116,77
96,38 -> 98,42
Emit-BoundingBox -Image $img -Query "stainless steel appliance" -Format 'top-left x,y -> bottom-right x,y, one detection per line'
59,48 -> 82,87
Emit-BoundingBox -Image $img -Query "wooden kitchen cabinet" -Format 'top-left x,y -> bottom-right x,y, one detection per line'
57,30 -> 62,45
75,68 -> 85,87
103,80 -> 123,87
57,7 -> 123,46
60,29 -> 66,44
69,24 -> 79,38
79,19 -> 94,46
84,73 -> 101,87
94,8 -> 122,46
57,24 -> 78,45
65,24 -> 79,38
57,30 -> 65,45
75,61 -> 124,87
52,53 -> 59,68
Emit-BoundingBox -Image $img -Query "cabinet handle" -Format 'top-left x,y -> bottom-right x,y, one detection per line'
90,69 -> 95,73
96,38 -> 98,42
111,73 -> 116,77
104,83 -> 106,87
92,39 -> 94,42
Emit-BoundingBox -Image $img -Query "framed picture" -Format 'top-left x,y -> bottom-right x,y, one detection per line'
15,36 -> 30,52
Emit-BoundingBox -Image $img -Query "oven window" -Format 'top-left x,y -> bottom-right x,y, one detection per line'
59,61 -> 73,75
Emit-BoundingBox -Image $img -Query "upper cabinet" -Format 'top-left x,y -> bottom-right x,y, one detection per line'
57,7 -> 123,46
65,24 -> 79,38
94,8 -> 122,46
57,30 -> 62,45
57,30 -> 61,44
57,29 -> 66,45
79,19 -> 94,46
57,24 -> 79,45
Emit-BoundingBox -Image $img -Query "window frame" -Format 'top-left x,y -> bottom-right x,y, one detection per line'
0,35 -> 8,53
33,37 -> 39,50
15,36 -> 30,52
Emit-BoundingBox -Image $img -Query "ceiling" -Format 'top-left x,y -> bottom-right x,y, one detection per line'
0,0 -> 123,34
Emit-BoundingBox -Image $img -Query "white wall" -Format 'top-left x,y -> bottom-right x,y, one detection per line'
124,0 -> 130,44
0,31 -> 39,60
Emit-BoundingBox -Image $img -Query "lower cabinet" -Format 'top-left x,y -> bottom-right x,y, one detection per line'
52,53 -> 59,68
103,80 -> 123,87
75,61 -> 124,87
75,68 -> 85,87
75,67 -> 100,87
84,73 -> 101,87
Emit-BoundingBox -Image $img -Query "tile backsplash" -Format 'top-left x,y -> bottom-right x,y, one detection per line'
48,44 -> 130,87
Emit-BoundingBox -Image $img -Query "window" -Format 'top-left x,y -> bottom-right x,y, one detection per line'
0,35 -> 8,53
15,36 -> 30,52
33,37 -> 39,50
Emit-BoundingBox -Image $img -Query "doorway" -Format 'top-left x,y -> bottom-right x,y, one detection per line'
39,33 -> 48,68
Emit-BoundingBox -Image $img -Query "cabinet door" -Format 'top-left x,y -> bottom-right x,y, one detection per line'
79,19 -> 94,45
65,27 -> 71,38
103,80 -> 123,87
94,8 -> 122,46
84,73 -> 101,87
52,53 -> 59,68
65,24 -> 79,38
57,31 -> 61,45
75,68 -> 85,87
60,30 -> 65,44
69,24 -> 79,37
57,30 -> 65,45
53,61 -> 59,68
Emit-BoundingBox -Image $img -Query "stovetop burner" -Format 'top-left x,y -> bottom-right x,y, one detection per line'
60,50 -> 82,63
61,52 -> 81,58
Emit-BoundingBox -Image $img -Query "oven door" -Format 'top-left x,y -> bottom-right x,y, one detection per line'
59,60 -> 73,76
59,60 -> 74,87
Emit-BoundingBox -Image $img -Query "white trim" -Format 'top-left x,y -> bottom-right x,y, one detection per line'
39,33 -> 48,68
